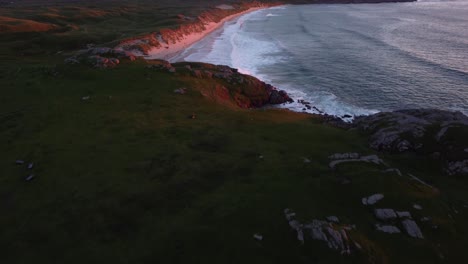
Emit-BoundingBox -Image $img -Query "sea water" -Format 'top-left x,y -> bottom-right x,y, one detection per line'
172,1 -> 468,117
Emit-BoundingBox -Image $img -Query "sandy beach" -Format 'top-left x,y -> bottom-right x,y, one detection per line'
142,6 -> 269,61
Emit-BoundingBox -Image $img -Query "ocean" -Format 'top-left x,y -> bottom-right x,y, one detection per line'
172,1 -> 468,118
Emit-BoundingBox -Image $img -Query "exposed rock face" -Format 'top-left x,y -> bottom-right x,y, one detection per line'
354,109 -> 468,176
285,209 -> 356,255
65,47 -> 137,68
170,62 -> 293,108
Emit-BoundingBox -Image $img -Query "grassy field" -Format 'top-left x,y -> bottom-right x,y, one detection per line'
1,1 -> 467,263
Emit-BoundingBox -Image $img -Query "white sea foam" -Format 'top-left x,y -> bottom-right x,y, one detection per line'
176,3 -> 468,118
176,7 -> 375,118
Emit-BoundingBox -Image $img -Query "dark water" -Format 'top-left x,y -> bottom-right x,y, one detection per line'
174,1 -> 468,117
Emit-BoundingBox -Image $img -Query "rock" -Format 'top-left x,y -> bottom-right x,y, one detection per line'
15,160 -> 25,165
465,148 -> 468,153
446,160 -> 468,176
81,96 -> 90,101
253,233 -> 263,241
354,109 -> 468,176
413,204 -> 423,210
362,194 -> 384,205
329,154 -> 385,169
174,88 -> 187,94
284,208 -> 296,221
329,153 -> 360,160
375,224 -> 401,234
269,90 -> 293,105
64,57 -> 80,65
302,157 -> 311,163
27,163 -> 34,169
382,168 -> 402,176
374,209 -> 397,221
25,174 -> 35,181
396,211 -> 412,219
408,173 -> 435,189
401,219 -> 424,239
326,216 -> 340,223
420,217 -> 431,222
354,109 -> 468,152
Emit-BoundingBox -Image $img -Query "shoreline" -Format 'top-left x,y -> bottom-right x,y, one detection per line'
116,4 -> 277,61
147,6 -> 272,61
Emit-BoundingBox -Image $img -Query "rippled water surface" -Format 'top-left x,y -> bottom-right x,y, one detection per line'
174,1 -> 468,117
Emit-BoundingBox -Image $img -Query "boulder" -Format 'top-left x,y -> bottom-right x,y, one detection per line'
401,219 -> 424,239
362,194 -> 384,205
374,209 -> 397,221
375,224 -> 401,234
396,211 -> 412,219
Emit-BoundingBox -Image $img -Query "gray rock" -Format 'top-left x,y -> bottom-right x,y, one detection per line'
362,193 -> 384,205
374,209 -> 397,221
15,160 -> 25,165
326,216 -> 340,223
354,109 -> 468,152
329,154 -> 385,169
174,88 -> 187,94
328,153 -> 360,160
285,210 -> 354,254
413,204 -> 423,210
25,174 -> 35,181
446,160 -> 468,176
382,168 -> 402,176
253,233 -> 263,241
27,162 -> 34,169
401,219 -> 424,239
375,224 -> 401,234
396,211 -> 412,219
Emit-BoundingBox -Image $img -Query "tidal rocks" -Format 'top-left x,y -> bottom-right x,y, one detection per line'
362,194 -> 384,205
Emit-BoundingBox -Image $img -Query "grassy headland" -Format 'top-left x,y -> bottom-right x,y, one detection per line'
1,1 -> 467,263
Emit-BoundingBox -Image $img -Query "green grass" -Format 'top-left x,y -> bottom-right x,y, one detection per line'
0,0 -> 467,263
1,62 -> 467,263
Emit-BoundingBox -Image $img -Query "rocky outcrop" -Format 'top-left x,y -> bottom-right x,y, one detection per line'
354,109 -> 468,176
284,208 -> 357,255
154,61 -> 293,108
65,47 -> 137,68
